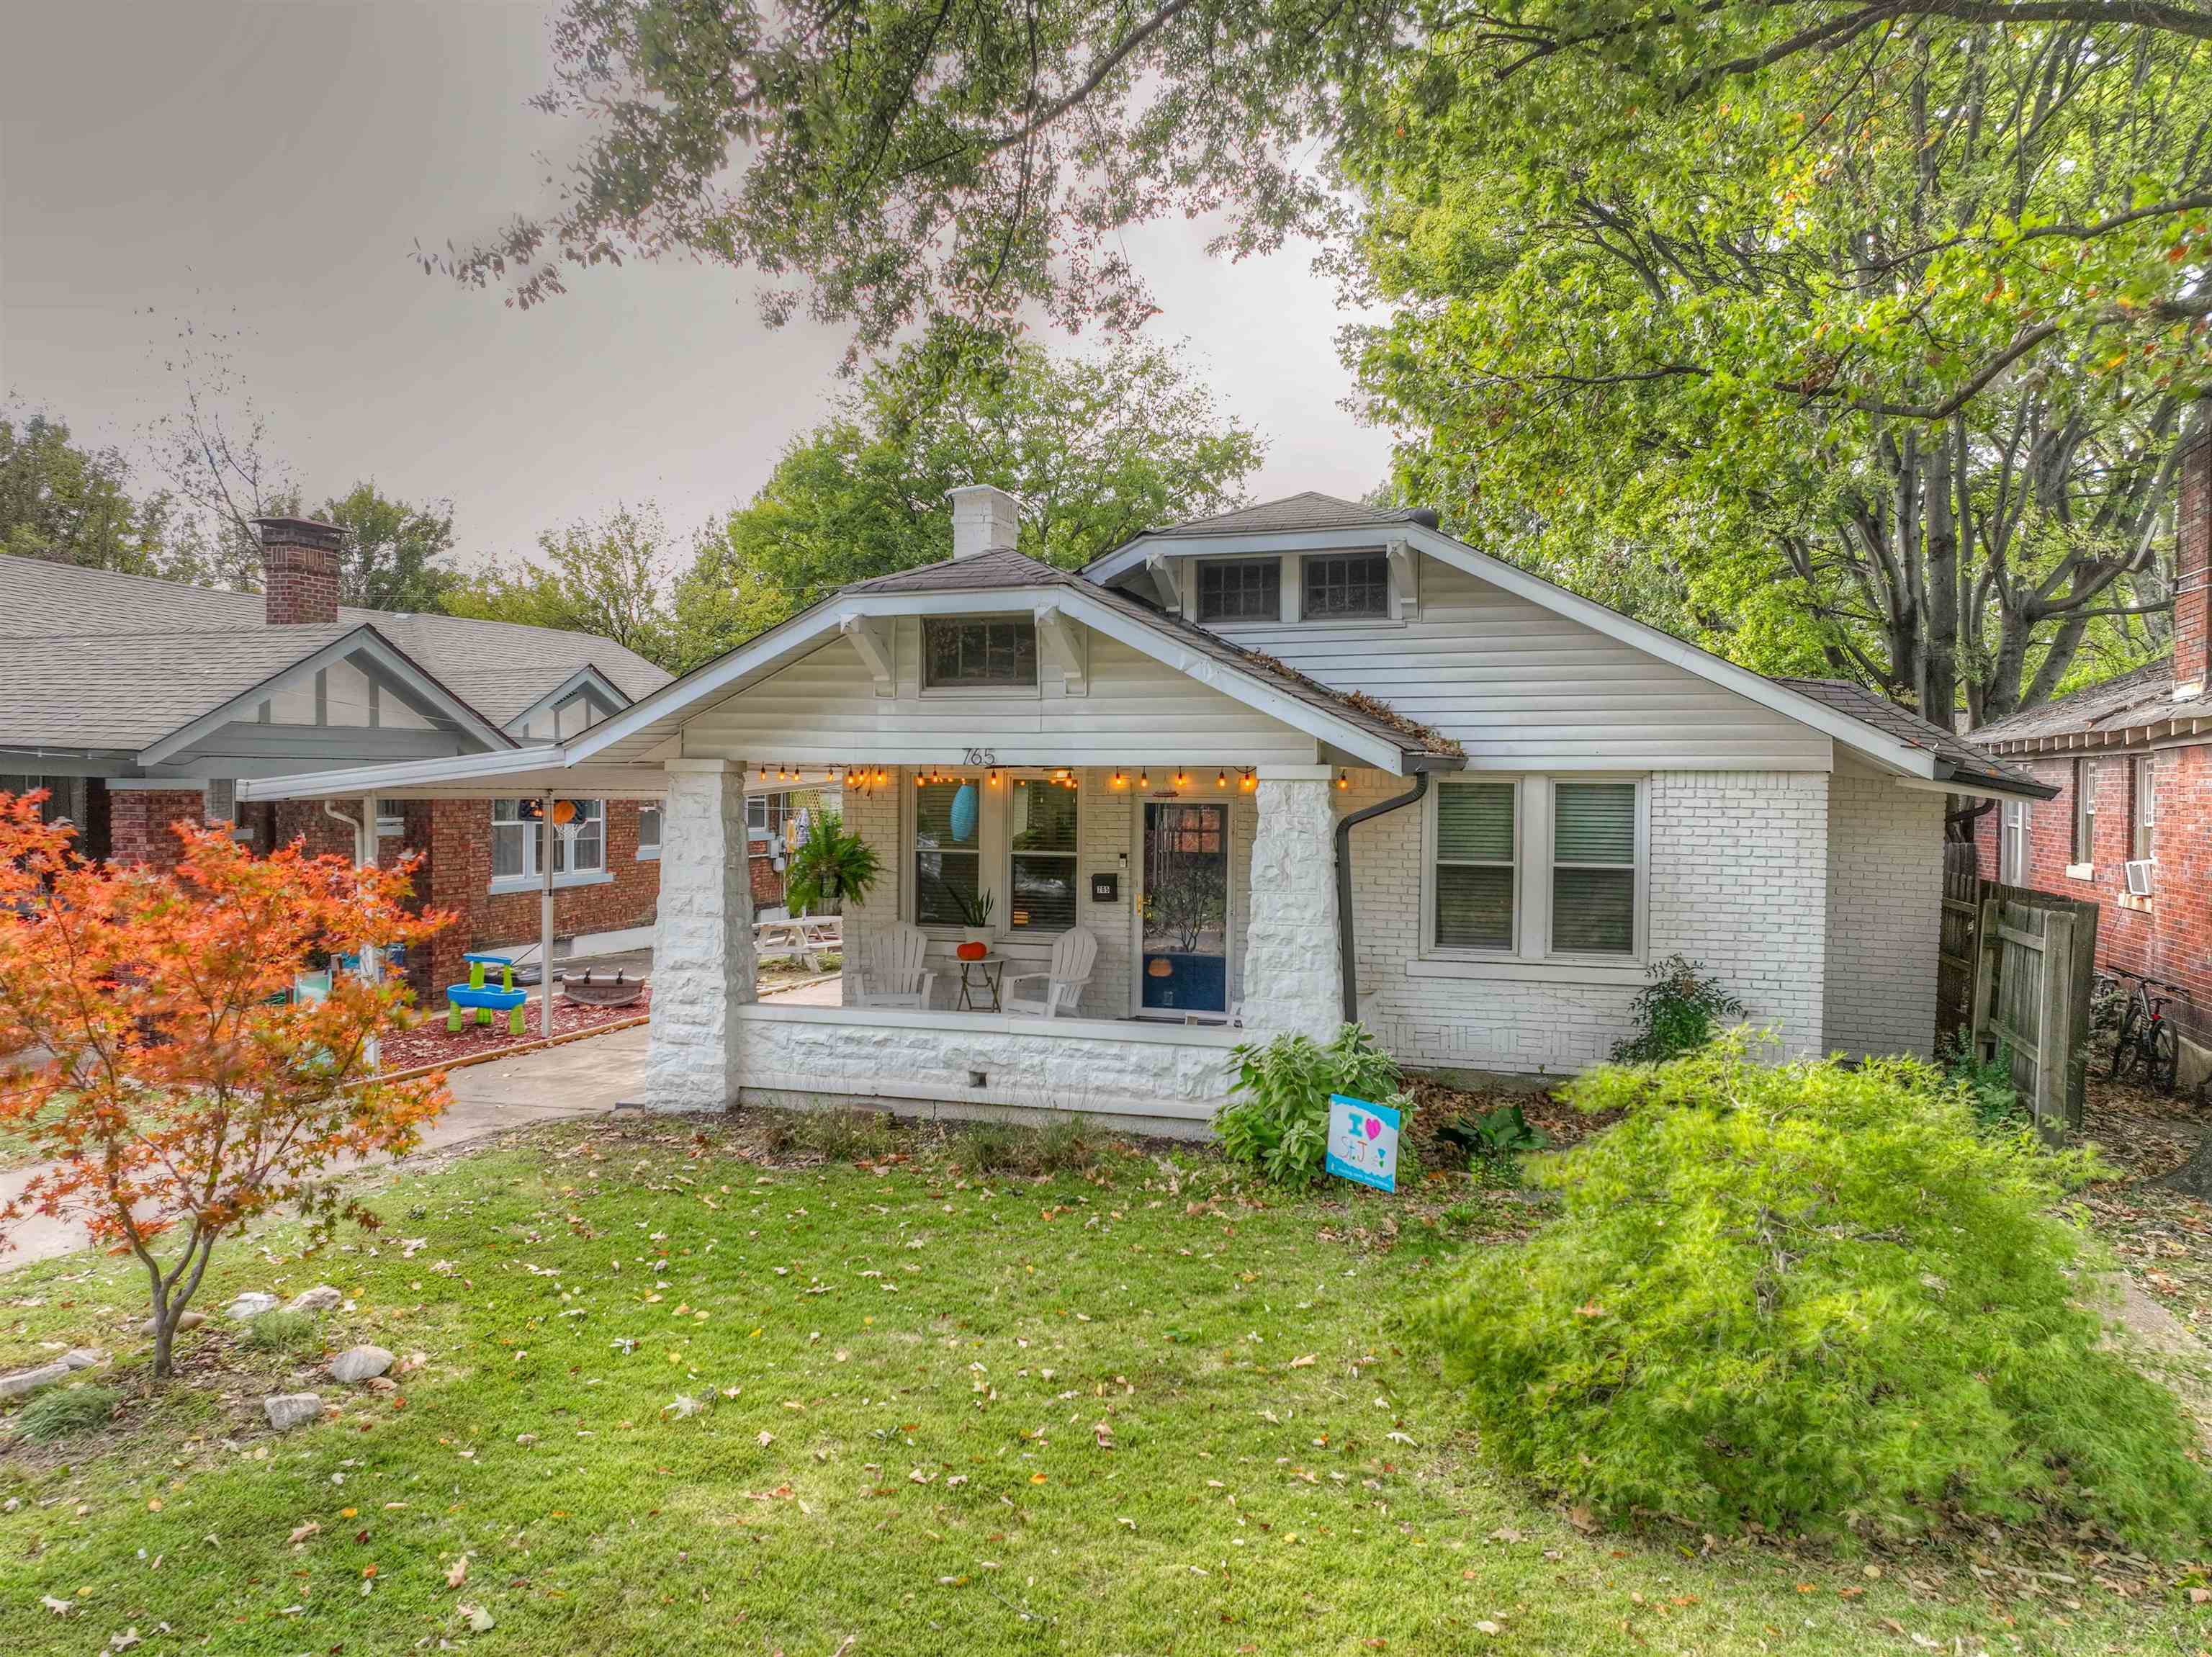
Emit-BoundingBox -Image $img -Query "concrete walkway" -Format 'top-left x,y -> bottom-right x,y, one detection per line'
0,1024 -> 647,1273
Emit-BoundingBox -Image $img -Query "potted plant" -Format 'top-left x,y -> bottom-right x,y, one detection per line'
783,812 -> 881,916
952,888 -> 996,954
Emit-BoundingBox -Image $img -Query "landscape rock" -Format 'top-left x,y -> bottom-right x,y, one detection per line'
0,1361 -> 75,1400
263,1392 -> 323,1431
284,1285 -> 342,1314
228,1293 -> 280,1321
329,1345 -> 394,1384
61,1349 -> 104,1370
140,1311 -> 206,1335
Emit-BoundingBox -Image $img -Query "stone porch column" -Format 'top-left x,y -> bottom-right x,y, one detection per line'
1241,767 -> 1344,1044
644,760 -> 755,1110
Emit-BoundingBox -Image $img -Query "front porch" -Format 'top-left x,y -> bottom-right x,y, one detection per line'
644,757 -> 1361,1125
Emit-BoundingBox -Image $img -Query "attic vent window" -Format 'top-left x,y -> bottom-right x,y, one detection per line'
1196,558 -> 1280,624
923,619 -> 1037,688
1302,552 -> 1388,620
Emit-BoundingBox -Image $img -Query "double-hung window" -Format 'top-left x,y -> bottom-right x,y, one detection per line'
2071,759 -> 2095,866
1301,552 -> 1389,619
1999,799 -> 2028,885
1432,781 -> 1517,951
1007,777 -> 1080,932
2133,757 -> 2156,861
491,799 -> 605,885
637,804 -> 662,859
1197,558 -> 1281,624
914,778 -> 984,926
1550,783 -> 1638,955
1426,777 -> 1642,961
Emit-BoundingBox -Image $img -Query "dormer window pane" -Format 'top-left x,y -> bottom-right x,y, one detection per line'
1196,558 -> 1280,623
923,619 -> 1037,688
1302,552 -> 1388,619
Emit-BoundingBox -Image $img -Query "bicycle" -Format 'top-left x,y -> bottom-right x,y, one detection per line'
2108,968 -> 2184,1095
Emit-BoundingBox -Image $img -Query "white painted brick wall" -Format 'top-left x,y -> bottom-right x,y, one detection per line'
1823,772 -> 1944,1058
1346,769 -> 1831,1073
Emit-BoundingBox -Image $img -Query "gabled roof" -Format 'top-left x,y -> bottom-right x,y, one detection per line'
1967,658 -> 2183,749
1129,492 -> 1434,543
0,553 -> 673,753
1776,678 -> 2052,798
845,546 -> 1461,758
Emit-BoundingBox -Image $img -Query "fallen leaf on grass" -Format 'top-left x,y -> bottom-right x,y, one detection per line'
446,1557 -> 468,1589
41,1595 -> 72,1615
288,1522 -> 320,1545
459,1603 -> 495,1632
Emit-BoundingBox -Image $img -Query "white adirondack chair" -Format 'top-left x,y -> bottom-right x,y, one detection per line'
850,922 -> 936,1009
1002,928 -> 1099,1019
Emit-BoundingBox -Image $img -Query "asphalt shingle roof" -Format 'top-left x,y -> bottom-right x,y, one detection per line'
1141,493 -> 1434,539
1775,677 -> 2049,794
849,547 -> 1462,758
0,554 -> 673,753
1966,658 -> 2180,747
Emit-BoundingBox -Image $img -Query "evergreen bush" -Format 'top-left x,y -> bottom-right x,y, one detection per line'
1421,1036 -> 2212,1548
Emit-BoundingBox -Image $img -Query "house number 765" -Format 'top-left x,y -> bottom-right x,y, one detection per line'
962,747 -> 998,767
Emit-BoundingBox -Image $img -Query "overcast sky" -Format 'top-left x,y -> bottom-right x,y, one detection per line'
0,0 -> 1395,574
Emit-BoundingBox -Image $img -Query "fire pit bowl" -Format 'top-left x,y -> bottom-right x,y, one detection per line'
563,969 -> 647,1008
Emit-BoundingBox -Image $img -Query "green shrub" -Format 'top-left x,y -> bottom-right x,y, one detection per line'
1941,1033 -> 2026,1131
1216,1024 -> 1403,1188
1421,1036 -> 2212,1548
245,1310 -> 322,1355
1437,1102 -> 1550,1173
15,1384 -> 120,1443
1610,955 -> 1744,1064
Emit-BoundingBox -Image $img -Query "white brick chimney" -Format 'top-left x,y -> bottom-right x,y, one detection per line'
946,484 -> 1022,560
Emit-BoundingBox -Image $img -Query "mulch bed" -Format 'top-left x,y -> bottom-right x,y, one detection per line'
379,989 -> 652,1072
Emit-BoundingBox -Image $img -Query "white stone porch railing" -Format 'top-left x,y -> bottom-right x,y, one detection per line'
729,1002 -> 1243,1137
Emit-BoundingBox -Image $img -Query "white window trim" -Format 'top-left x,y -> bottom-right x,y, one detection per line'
490,799 -> 607,892
917,618 -> 1044,699
1420,774 -> 1648,970
902,769 -> 1082,942
1999,799 -> 2028,886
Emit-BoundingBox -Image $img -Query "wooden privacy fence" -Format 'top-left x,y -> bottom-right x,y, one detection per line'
1951,872 -> 2099,1137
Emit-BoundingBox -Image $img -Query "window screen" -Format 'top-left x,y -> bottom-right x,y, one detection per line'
1434,782 -> 1516,951
1551,783 -> 1637,954
1196,559 -> 1281,623
1301,552 -> 1388,619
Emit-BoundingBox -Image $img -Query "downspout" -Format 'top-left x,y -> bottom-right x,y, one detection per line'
1335,769 -> 1430,1026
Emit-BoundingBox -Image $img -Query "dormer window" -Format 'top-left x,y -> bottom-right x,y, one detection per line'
1303,552 -> 1389,619
923,619 -> 1037,688
1197,558 -> 1281,624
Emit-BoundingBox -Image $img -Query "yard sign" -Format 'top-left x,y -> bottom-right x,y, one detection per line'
1325,1094 -> 1400,1193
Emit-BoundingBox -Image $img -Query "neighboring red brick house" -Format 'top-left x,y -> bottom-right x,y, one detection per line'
1969,418 -> 2212,1054
0,518 -> 675,1006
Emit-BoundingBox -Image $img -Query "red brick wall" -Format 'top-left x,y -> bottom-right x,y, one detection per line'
751,850 -> 784,909
107,788 -> 207,871
1972,747 -> 2212,1040
2177,423 -> 2210,696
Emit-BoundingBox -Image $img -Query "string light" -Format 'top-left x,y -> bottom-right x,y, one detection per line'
1138,770 -> 1150,789
1173,770 -> 1189,789
1110,770 -> 1127,788
1240,769 -> 1256,792
1215,769 -> 1228,789
872,768 -> 886,787
989,769 -> 1002,787
1335,769 -> 1350,790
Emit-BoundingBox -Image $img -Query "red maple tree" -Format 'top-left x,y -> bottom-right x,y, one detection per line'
0,795 -> 454,1378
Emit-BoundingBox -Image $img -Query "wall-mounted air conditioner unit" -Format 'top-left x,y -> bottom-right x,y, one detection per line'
2125,858 -> 2156,897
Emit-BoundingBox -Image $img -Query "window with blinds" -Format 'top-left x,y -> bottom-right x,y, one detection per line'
914,779 -> 982,925
1433,781 -> 1516,951
1008,778 -> 1079,931
1551,783 -> 1637,954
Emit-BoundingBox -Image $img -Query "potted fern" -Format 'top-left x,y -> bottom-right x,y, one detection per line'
783,812 -> 881,917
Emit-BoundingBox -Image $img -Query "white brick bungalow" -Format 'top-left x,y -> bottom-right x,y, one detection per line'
241,488 -> 2050,1133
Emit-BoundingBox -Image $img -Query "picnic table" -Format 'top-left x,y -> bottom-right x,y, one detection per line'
753,915 -> 842,973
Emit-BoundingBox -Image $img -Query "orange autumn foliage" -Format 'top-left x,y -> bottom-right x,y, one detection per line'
0,794 -> 454,1376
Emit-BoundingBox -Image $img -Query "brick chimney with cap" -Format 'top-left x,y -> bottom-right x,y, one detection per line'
254,516 -> 345,626
945,484 -> 1022,560
2177,418 -> 2211,701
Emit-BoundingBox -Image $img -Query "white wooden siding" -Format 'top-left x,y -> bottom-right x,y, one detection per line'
677,620 -> 1319,765
1208,555 -> 1831,771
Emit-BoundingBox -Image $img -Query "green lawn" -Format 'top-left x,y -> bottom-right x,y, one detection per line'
1,1114 -> 2203,1655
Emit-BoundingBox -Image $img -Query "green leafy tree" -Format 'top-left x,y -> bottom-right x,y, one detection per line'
446,504 -> 680,666
318,482 -> 460,612
674,328 -> 1263,662
1423,1036 -> 2212,1546
0,406 -> 197,580
1337,17 -> 2210,722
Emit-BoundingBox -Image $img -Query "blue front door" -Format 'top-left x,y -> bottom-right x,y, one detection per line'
1141,801 -> 1228,1013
